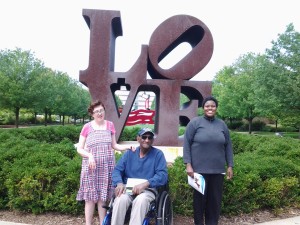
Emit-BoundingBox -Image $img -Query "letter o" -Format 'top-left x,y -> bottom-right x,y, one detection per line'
148,15 -> 214,80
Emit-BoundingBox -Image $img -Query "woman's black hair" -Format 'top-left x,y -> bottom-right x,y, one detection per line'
202,96 -> 218,108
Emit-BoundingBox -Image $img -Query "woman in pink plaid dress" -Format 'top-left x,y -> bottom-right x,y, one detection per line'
76,100 -> 133,225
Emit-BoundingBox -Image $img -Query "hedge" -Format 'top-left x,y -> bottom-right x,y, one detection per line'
0,126 -> 299,216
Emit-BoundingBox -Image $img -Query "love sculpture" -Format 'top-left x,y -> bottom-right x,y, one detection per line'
79,9 -> 213,146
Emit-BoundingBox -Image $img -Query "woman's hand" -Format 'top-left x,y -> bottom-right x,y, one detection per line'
88,154 -> 96,170
226,167 -> 233,180
129,146 -> 136,152
186,163 -> 194,178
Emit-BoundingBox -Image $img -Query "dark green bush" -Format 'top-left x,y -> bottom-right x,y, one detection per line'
4,145 -> 72,213
263,125 -> 297,133
178,127 -> 185,136
0,125 -> 81,144
226,120 -> 244,130
0,126 -> 299,217
251,120 -> 266,131
168,157 -> 193,215
230,132 -> 268,154
119,126 -> 141,142
222,171 -> 262,214
259,177 -> 299,209
234,120 -> 266,132
222,151 -> 300,215
49,156 -> 82,214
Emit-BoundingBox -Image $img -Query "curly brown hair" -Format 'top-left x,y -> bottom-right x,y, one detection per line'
87,100 -> 105,115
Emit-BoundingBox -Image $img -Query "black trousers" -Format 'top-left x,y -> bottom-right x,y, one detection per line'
193,174 -> 224,225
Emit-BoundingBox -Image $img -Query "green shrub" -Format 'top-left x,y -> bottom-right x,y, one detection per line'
119,126 -> 141,142
0,126 -> 299,217
49,156 -> 82,214
255,136 -> 300,165
178,127 -> 185,136
230,132 -> 267,154
251,120 -> 266,131
222,149 -> 300,214
222,172 -> 262,214
259,177 -> 299,209
5,148 -> 71,213
0,125 -> 81,144
168,157 -> 193,216
226,120 -> 244,130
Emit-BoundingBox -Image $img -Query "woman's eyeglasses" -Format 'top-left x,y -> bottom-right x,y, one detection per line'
141,135 -> 154,140
93,109 -> 105,114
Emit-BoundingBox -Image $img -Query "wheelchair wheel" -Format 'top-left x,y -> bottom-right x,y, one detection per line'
102,214 -> 111,225
157,191 -> 173,225
102,198 -> 113,225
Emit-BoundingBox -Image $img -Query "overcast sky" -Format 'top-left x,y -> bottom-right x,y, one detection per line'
1,0 -> 299,82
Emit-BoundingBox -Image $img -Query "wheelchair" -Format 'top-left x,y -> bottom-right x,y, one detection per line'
102,185 -> 173,225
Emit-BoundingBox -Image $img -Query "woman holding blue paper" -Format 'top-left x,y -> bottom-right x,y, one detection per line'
183,96 -> 234,225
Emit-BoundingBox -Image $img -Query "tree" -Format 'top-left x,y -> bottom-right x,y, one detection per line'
75,86 -> 91,123
26,67 -> 53,124
67,81 -> 91,125
213,66 -> 243,123
250,54 -> 284,131
51,71 -> 76,125
0,48 -> 45,128
214,53 -> 261,133
264,23 -> 300,135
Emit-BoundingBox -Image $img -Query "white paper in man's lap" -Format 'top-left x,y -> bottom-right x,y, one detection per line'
126,178 -> 148,194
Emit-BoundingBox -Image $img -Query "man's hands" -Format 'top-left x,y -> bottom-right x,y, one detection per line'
131,181 -> 149,195
114,181 -> 150,197
115,183 -> 126,197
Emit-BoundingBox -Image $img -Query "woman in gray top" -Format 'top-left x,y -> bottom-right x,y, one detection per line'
183,96 -> 234,225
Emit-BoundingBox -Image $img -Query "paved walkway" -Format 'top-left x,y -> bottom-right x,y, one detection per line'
0,222 -> 30,225
0,216 -> 300,225
255,215 -> 300,224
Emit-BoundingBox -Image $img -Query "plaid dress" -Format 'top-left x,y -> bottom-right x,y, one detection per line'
76,121 -> 115,202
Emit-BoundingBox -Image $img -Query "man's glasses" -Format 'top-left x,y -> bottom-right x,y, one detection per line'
141,135 -> 154,140
93,109 -> 105,114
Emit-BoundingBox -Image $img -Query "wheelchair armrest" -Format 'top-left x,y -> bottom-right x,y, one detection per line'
145,188 -> 158,197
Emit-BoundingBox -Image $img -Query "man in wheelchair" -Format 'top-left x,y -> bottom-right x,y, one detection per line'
110,128 -> 168,225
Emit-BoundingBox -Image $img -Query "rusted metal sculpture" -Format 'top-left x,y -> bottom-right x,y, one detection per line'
80,9 -> 213,146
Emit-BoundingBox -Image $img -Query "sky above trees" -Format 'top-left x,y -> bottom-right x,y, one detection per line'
0,0 -> 299,82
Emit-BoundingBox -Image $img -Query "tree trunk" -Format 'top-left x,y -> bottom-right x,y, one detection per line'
48,111 -> 52,124
15,107 -> 20,128
248,108 -> 254,134
229,117 -> 233,126
248,118 -> 253,134
34,112 -> 38,124
44,108 -> 48,126
73,115 -> 77,125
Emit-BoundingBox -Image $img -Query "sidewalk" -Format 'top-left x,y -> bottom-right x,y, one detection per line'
0,222 -> 31,225
255,215 -> 300,224
0,216 -> 299,225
